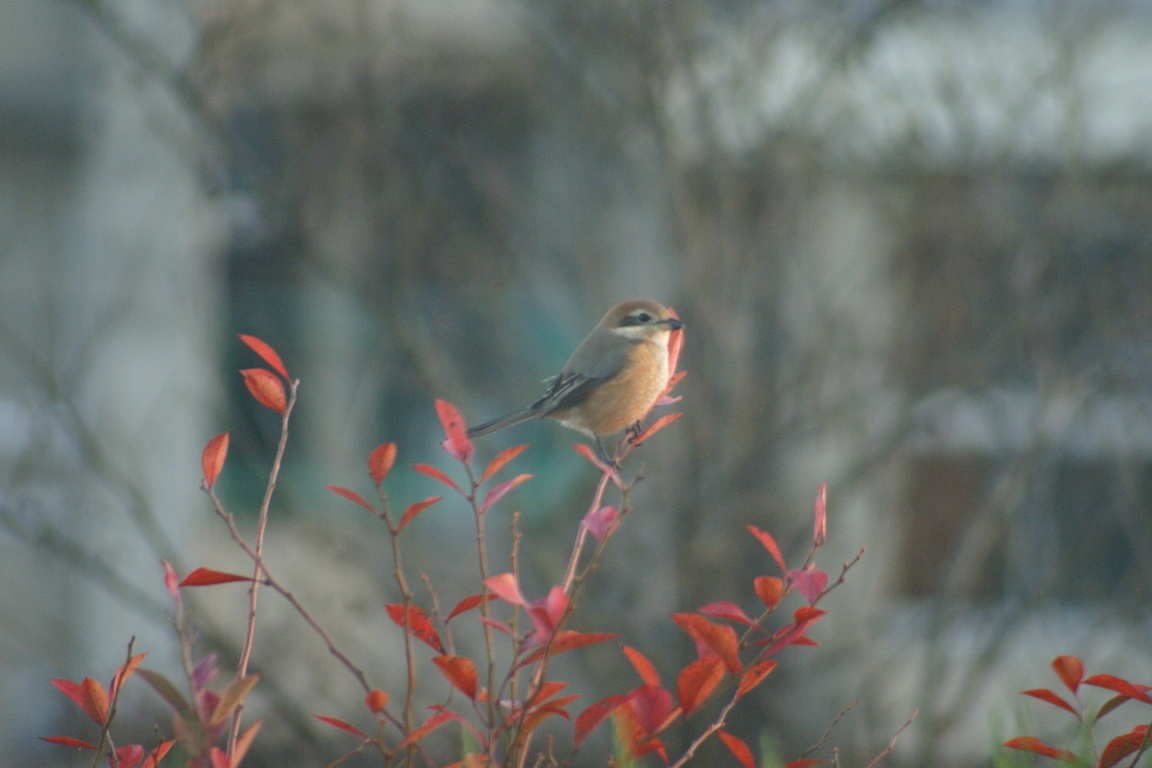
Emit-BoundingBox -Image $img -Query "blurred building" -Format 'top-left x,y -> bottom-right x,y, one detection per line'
3,1 -> 1152,766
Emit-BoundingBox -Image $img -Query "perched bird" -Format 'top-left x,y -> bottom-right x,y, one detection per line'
468,299 -> 683,461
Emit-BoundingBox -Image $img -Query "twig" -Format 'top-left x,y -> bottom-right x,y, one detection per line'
862,710 -> 918,768
798,700 -> 859,760
227,379 -> 299,754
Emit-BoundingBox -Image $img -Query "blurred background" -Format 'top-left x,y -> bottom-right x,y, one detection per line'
4,0 -> 1152,765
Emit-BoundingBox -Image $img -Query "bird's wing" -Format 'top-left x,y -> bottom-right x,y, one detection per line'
534,329 -> 632,414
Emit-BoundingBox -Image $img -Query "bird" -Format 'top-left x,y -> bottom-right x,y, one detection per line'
468,299 -> 683,461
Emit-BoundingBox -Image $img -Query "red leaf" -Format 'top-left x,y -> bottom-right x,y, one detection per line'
574,695 -> 628,748
736,660 -> 778,700
1003,736 -> 1081,762
412,463 -> 463,495
665,309 -> 684,377
368,443 -> 397,486
479,473 -> 532,515
397,496 -> 440,532
483,572 -> 528,607
201,433 -> 229,490
794,606 -> 826,624
623,645 -> 662,687
1083,674 -> 1152,706
677,657 -> 725,715
521,631 -> 618,666
525,586 -> 568,646
631,413 -> 683,446
813,483 -> 827,546
672,613 -> 742,675
208,746 -> 229,768
447,594 -> 483,622
580,505 -> 619,543
238,334 -> 289,379
787,567 -> 828,605
1099,693 -> 1134,720
395,711 -> 456,751
1099,727 -> 1149,768
326,485 -> 376,515
365,689 -> 389,713
718,730 -> 755,768
1021,688 -> 1078,716
110,652 -> 148,700
783,761 -> 825,768
478,444 -> 530,485
240,368 -> 287,413
627,684 -> 675,737
385,604 -> 445,653
433,655 -> 478,700
435,399 -> 473,464
314,714 -> 369,739
141,740 -> 175,768
1052,655 -> 1084,695
746,525 -> 787,572
698,601 -> 755,626
754,576 -> 785,609
113,744 -> 145,768
179,567 -> 254,587
41,735 -> 98,749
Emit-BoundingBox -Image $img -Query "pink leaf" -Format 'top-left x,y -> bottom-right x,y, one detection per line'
325,485 -> 376,515
698,601 -> 755,626
412,463 -> 463,495
581,505 -> 619,543
483,572 -> 528,607
813,483 -> 827,546
479,473 -> 532,515
787,566 -> 828,604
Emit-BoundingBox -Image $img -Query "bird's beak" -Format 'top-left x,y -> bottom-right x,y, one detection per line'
662,318 -> 684,331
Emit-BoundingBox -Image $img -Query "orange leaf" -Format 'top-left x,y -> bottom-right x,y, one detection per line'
746,525 -> 787,572
179,567 -> 254,587
433,655 -> 478,700
395,711 -> 456,751
397,496 -> 440,532
110,652 -> 148,700
574,695 -> 628,748
201,433 -> 229,489
718,730 -> 755,768
314,714 -> 369,739
1052,655 -> 1084,694
754,576 -> 784,609
1022,688 -> 1078,716
435,399 -> 473,464
365,689 -> 389,713
783,761 -> 825,768
479,473 -> 532,514
677,657 -> 725,715
672,613 -> 741,675
626,683 -> 675,738
326,485 -> 376,515
368,443 -> 397,486
478,444 -> 530,485
238,334 -> 289,379
623,645 -> 662,687
698,602 -> 755,626
231,721 -> 262,768
412,463 -> 463,495
736,660 -> 777,700
385,604 -> 445,653
240,368 -> 286,413
141,740 -> 175,768
632,413 -> 683,446
80,677 -> 110,725
665,308 -> 684,377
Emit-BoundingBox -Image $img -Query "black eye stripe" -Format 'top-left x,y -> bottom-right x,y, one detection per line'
620,312 -> 654,327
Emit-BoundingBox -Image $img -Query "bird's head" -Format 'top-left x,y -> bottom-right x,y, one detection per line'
600,299 -> 684,341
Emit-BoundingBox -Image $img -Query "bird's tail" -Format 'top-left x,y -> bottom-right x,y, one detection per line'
467,407 -> 541,438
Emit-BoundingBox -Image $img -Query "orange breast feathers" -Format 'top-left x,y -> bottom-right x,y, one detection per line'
553,339 -> 670,436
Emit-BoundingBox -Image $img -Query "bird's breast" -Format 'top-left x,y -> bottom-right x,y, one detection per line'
554,338 -> 670,436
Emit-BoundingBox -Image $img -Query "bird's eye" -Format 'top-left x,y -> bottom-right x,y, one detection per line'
635,312 -> 652,323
